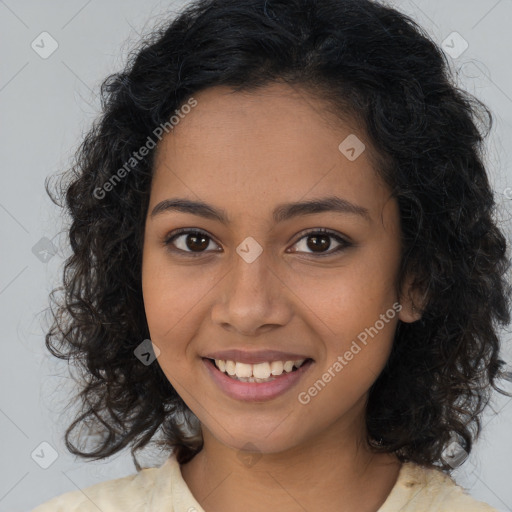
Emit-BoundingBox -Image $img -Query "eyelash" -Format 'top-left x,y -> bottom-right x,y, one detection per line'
163,227 -> 352,258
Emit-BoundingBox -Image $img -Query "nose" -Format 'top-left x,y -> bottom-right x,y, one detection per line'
210,252 -> 293,336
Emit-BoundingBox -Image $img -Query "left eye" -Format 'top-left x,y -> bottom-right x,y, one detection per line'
290,229 -> 351,255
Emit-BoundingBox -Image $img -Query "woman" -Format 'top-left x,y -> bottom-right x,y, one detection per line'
34,0 -> 511,510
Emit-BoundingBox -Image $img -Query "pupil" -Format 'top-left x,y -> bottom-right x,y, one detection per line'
307,234 -> 330,252
187,233 -> 209,251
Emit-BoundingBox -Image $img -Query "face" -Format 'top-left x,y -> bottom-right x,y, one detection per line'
142,83 -> 418,455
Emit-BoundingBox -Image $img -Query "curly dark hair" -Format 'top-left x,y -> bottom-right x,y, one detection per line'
45,0 -> 511,471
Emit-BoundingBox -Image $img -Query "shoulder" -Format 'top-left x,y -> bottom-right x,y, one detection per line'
379,462 -> 498,512
30,457 -> 176,512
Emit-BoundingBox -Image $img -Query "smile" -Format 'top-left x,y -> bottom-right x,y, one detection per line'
203,357 -> 314,401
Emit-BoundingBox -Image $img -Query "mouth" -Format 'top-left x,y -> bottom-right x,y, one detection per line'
202,356 -> 314,401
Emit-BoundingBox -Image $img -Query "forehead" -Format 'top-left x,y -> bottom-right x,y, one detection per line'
150,83 -> 391,223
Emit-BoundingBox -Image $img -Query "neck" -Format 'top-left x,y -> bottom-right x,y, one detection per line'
180,413 -> 401,512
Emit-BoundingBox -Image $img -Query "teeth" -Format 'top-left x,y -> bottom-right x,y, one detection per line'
253,362 -> 271,379
283,361 -> 294,372
225,360 -> 236,376
235,362 -> 252,378
270,361 -> 283,375
212,358 -> 307,379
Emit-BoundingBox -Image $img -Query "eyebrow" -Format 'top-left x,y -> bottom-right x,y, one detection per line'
150,196 -> 371,223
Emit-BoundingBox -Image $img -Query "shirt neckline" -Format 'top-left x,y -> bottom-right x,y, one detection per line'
155,455 -> 435,512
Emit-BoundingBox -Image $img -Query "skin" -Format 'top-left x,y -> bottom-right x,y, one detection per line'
141,82 -> 422,512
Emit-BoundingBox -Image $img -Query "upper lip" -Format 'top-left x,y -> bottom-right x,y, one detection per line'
202,349 -> 312,364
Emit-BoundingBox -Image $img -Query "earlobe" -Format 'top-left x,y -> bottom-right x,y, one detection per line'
398,301 -> 422,323
397,274 -> 425,323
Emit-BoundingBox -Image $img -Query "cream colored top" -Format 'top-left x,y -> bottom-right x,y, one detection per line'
31,455 -> 498,511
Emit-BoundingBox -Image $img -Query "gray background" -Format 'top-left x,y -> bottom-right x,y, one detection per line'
1,1 -> 511,511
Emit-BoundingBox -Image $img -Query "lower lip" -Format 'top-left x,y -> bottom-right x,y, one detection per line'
203,358 -> 314,402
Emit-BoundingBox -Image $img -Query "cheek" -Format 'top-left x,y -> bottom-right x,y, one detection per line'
141,257 -> 195,389
141,249 -> 191,345
141,248 -> 220,362
297,313 -> 398,421
291,256 -> 399,341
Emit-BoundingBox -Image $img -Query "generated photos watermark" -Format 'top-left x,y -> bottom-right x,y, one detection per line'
93,96 -> 198,200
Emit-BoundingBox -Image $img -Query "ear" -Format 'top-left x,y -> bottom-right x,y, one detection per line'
397,272 -> 425,323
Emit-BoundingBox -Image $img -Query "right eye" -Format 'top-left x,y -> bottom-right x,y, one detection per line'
163,228 -> 222,256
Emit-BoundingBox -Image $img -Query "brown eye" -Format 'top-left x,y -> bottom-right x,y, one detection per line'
184,233 -> 209,251
290,229 -> 352,256
164,229 -> 220,255
305,233 -> 331,252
